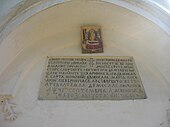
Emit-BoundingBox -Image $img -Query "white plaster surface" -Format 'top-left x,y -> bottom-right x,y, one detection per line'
0,1 -> 170,127
0,0 -> 170,49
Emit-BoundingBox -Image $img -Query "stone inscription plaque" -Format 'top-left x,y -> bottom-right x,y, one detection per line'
39,56 -> 147,100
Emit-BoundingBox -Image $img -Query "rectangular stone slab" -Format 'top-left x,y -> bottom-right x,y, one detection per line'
38,56 -> 147,100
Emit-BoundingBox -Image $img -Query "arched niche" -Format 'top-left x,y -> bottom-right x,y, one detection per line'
0,1 -> 170,127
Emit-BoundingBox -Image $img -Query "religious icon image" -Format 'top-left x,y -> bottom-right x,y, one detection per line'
81,26 -> 104,53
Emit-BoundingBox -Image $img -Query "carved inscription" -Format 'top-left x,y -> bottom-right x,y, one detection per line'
39,56 -> 146,100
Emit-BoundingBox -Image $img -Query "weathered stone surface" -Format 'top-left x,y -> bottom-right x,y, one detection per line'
39,56 -> 146,100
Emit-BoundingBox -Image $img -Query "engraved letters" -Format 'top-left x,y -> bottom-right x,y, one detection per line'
39,56 -> 146,100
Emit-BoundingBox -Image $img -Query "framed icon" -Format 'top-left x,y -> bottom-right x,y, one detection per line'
81,26 -> 103,53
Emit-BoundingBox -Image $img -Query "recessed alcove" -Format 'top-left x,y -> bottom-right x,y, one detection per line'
0,1 -> 170,127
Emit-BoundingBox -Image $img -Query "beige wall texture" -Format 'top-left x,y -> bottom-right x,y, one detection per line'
0,1 -> 170,127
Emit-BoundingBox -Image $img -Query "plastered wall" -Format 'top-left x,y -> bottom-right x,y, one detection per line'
0,1 -> 170,127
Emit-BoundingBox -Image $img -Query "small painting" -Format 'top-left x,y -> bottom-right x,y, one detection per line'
81,26 -> 103,53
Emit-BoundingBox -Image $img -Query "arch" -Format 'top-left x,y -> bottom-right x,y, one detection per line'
0,0 -> 169,97
0,0 -> 169,45
0,1 -> 170,126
